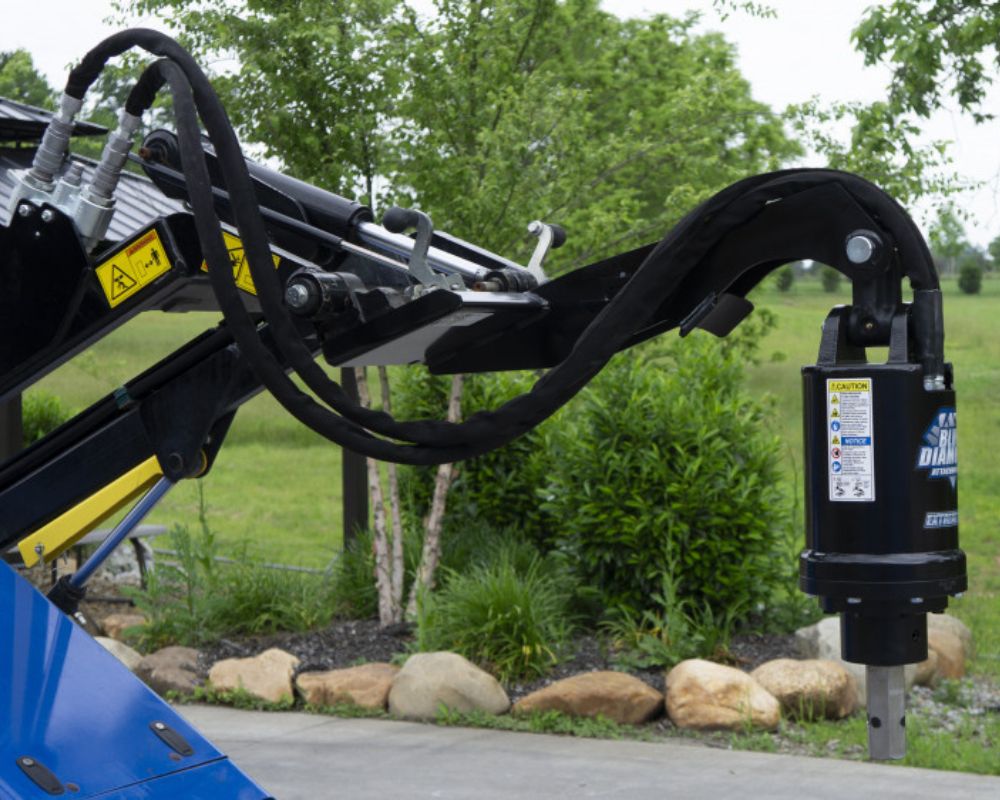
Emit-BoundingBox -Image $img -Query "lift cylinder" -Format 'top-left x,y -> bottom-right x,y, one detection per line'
799,309 -> 966,667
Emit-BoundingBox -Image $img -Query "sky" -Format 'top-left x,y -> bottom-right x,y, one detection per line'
3,0 -> 999,246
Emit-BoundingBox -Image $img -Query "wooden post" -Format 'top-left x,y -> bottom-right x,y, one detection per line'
0,394 -> 23,461
340,369 -> 368,550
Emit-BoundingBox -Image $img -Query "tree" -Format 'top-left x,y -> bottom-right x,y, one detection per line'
987,234 -> 1000,272
854,3 -> 1000,122
0,50 -> 55,108
928,205 -> 967,275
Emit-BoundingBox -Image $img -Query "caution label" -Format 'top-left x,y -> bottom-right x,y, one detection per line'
827,378 -> 875,502
200,231 -> 281,295
95,230 -> 171,308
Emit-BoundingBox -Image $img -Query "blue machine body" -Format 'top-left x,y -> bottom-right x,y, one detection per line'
0,562 -> 271,799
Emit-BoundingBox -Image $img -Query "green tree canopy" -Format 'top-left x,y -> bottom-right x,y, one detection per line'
0,50 -> 55,108
120,0 -> 799,270
928,204 -> 967,274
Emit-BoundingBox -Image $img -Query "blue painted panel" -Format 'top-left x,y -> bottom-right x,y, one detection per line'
86,759 -> 271,799
0,562 -> 269,798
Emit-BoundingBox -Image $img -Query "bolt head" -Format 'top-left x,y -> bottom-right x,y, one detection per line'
154,722 -> 166,730
21,757 -> 34,767
285,283 -> 311,309
16,203 -> 32,218
40,209 -> 55,223
846,235 -> 876,264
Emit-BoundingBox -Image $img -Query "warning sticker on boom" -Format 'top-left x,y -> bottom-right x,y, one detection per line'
95,229 -> 171,308
200,230 -> 281,295
827,378 -> 875,502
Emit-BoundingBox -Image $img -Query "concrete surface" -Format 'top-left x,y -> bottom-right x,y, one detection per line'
177,705 -> 1000,799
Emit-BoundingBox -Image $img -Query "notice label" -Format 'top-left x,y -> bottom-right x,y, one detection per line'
827,378 -> 874,502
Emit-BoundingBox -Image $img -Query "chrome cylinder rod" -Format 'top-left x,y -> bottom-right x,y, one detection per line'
69,476 -> 175,588
866,665 -> 907,760
356,221 -> 494,283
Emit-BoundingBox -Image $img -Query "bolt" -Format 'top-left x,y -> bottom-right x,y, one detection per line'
846,234 -> 876,264
846,597 -> 862,605
285,283 -> 311,309
40,209 -> 55,223
153,722 -> 166,730
21,758 -> 34,767
527,220 -> 543,237
166,453 -> 184,475
910,597 -> 924,604
863,319 -> 876,332
17,204 -> 32,218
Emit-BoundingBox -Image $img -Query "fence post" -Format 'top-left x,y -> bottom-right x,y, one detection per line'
0,394 -> 23,461
340,369 -> 368,550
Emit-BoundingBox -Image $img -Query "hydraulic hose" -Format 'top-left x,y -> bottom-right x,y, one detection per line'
67,30 -> 943,465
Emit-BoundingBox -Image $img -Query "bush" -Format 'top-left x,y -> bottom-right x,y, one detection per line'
774,265 -> 794,292
541,326 -> 788,620
395,368 -> 552,546
958,262 -> 982,294
415,545 -> 576,681
23,391 -> 73,444
129,489 -> 338,648
820,266 -> 841,293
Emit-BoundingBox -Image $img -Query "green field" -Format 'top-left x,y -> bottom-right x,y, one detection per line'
29,275 -> 1000,677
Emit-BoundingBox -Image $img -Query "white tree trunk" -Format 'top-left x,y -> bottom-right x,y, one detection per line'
377,366 -> 406,616
406,373 -> 464,617
354,367 -> 400,627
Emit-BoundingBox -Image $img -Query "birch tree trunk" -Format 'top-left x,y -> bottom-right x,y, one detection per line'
406,373 -> 464,617
377,366 -> 406,617
354,367 -> 401,627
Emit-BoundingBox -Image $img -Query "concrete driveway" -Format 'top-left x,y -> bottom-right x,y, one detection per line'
177,705 -> 1000,799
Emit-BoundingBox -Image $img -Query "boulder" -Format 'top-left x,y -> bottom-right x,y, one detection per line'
209,648 -> 300,704
95,636 -> 142,672
927,628 -> 965,680
928,613 -> 973,656
136,646 -> 202,696
665,659 -> 780,731
513,671 -> 663,725
296,663 -> 399,710
913,649 -> 939,687
100,612 -> 147,641
794,616 -> 917,695
388,652 -> 509,720
750,659 -> 858,720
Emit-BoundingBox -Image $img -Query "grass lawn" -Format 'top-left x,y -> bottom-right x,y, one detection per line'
746,275 -> 1000,680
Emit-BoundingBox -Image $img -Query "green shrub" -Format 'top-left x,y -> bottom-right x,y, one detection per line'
820,266 -> 841,293
774,265 -> 794,292
415,546 -> 576,681
129,488 -> 338,648
958,262 -> 982,294
601,568 -> 739,670
395,368 -> 552,546
23,391 -> 72,444
542,327 -> 788,619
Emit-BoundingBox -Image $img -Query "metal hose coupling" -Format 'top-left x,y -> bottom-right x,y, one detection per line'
76,110 -> 142,249
27,92 -> 84,188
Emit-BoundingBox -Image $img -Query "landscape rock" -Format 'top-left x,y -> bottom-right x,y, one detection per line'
928,613 -> 973,656
794,616 -> 917,695
913,649 -> 939,687
209,648 -> 299,704
136,646 -> 202,696
927,628 -> 966,680
513,671 -> 663,725
296,663 -> 399,710
95,636 -> 142,672
750,659 -> 858,720
665,659 -> 780,731
100,612 -> 147,641
388,652 -> 509,720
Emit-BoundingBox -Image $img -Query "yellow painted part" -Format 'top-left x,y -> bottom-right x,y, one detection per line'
18,455 -> 163,567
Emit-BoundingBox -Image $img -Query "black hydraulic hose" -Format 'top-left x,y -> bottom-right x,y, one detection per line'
67,30 -> 944,465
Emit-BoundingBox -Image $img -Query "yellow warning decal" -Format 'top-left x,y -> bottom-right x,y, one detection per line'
829,379 -> 871,392
200,230 -> 281,295
95,229 -> 171,308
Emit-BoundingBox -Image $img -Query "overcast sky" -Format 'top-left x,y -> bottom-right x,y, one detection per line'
3,0 -> 999,245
